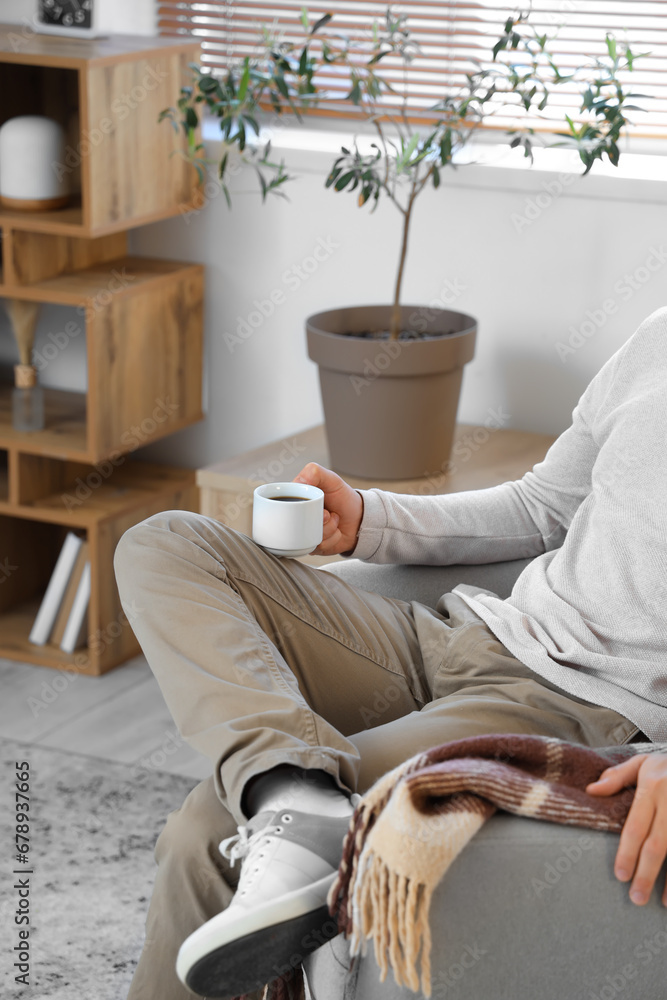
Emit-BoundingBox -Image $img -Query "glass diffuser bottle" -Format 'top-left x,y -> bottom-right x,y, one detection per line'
5,299 -> 44,432
13,362 -> 44,432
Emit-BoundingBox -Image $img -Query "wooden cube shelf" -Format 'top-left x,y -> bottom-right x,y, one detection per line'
0,27 -> 205,673
0,466 -> 198,675
0,28 -> 201,236
0,252 -> 204,463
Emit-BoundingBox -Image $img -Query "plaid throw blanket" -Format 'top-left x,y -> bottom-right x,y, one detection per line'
326,733 -> 657,997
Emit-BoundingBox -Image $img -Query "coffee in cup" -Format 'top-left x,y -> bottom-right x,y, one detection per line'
252,482 -> 324,557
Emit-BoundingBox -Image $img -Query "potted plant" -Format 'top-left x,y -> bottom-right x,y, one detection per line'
162,7 -> 644,477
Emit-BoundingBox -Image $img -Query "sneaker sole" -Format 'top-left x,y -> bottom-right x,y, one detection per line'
184,902 -> 340,998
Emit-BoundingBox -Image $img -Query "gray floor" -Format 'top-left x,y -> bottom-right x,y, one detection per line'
0,653 -> 211,781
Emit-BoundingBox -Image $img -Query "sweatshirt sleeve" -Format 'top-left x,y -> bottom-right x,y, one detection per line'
350,356 -> 620,566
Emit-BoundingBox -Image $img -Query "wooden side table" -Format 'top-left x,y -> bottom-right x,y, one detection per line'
197,423 -> 557,565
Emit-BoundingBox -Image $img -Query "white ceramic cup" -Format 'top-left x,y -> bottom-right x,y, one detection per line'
252,482 -> 324,557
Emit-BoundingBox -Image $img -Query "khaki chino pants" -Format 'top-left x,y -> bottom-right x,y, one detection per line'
113,510 -> 639,1000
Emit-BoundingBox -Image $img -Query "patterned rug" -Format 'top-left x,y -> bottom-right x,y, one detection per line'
0,736 -> 199,999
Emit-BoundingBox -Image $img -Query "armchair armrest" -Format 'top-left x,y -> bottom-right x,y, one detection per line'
321,557 -> 534,607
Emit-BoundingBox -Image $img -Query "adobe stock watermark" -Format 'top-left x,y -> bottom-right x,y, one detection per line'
358,682 -> 403,728
511,171 -> 580,234
531,833 -> 594,896
26,601 -> 142,718
413,404 -> 511,492
5,14 -> 44,51
52,67 -> 169,182
0,556 -> 18,584
350,278 -> 467,396
61,397 -> 180,511
131,726 -> 185,779
79,266 -> 137,323
30,269 -> 136,372
33,320 -> 82,372
432,942 -> 487,997
555,245 -> 667,362
230,618 -> 299,688
587,924 -> 667,1000
223,236 -> 341,352
217,436 -> 307,526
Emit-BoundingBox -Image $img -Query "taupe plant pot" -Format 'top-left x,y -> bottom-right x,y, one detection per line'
306,305 -> 477,479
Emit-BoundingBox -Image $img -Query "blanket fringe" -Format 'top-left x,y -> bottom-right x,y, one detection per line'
328,736 -> 649,999
349,852 -> 433,996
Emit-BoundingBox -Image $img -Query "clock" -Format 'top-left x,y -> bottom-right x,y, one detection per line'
35,1 -> 112,39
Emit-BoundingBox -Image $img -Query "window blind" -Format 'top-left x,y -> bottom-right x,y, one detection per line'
157,2 -> 667,138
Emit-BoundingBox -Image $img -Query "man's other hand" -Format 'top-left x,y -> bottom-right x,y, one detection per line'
293,463 -> 363,556
587,753 -> 667,906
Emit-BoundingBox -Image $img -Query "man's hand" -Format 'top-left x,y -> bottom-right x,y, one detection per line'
293,463 -> 363,556
586,753 -> 667,906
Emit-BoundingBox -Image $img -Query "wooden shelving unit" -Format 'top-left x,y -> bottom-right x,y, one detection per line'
0,27 -> 204,675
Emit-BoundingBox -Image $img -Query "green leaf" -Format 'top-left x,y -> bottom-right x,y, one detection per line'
334,170 -> 355,191
606,34 -> 617,61
271,52 -> 292,73
439,130 -> 452,164
299,46 -> 309,75
325,166 -> 343,188
368,49 -> 391,66
359,184 -> 372,206
274,73 -> 290,99
300,6 -> 309,30
242,114 -> 260,136
219,151 -> 228,179
492,38 -> 506,60
185,107 -> 199,130
198,75 -> 219,94
432,165 -> 440,188
238,59 -> 250,101
404,132 -> 420,159
311,12 -> 332,34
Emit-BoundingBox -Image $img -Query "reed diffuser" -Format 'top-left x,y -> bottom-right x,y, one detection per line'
5,299 -> 44,432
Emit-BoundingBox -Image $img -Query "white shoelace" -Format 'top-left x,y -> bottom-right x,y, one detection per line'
219,796 -> 363,898
219,822 -> 285,897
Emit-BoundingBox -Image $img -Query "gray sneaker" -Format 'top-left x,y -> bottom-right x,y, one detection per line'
176,804 -> 356,998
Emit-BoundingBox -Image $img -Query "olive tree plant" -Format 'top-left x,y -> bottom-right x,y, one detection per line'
161,6 -> 646,339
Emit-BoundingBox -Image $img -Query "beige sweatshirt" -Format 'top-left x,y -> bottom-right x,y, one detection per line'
353,308 -> 667,741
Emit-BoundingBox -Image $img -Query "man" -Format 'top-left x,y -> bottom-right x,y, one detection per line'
114,308 -> 667,1000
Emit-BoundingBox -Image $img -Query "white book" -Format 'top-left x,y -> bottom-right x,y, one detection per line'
60,561 -> 91,654
29,532 -> 84,646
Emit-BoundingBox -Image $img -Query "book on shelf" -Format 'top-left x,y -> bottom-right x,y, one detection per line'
28,531 -> 84,646
50,540 -> 90,648
59,560 -> 91,654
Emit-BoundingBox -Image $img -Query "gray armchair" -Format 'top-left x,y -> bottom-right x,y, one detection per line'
304,557 -> 667,1000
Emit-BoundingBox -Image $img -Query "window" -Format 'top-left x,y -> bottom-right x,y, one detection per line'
157,2 -> 667,137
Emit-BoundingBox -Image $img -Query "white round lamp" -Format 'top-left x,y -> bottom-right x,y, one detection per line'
0,115 -> 70,211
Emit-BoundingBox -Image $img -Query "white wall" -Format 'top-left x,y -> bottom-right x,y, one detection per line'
0,0 -> 156,34
1,0 -> 665,474
126,141 -> 667,470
